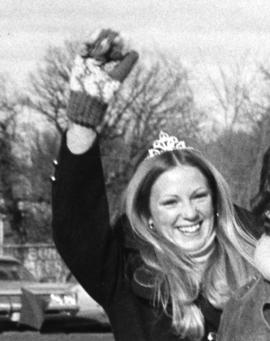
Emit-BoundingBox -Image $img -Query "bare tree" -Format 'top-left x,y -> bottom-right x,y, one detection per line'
206,57 -> 262,130
25,42 -> 204,220
26,42 -> 202,138
26,41 -> 78,134
0,74 -> 59,242
100,56 -> 203,218
17,127 -> 60,242
0,75 -> 27,242
200,57 -> 270,209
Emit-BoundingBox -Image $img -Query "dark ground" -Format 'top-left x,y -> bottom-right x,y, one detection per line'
0,316 -> 115,341
0,332 -> 114,340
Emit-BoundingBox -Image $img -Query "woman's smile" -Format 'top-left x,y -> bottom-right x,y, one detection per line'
149,165 -> 214,253
175,223 -> 201,234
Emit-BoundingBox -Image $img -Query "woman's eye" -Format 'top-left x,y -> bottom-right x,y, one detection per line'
194,192 -> 208,199
162,200 -> 177,206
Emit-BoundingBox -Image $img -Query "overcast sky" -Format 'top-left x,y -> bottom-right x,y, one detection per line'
1,0 -> 270,90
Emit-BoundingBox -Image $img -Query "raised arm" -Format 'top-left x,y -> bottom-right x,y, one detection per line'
52,29 -> 138,305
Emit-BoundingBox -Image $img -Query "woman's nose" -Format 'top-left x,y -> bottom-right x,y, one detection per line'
180,201 -> 198,220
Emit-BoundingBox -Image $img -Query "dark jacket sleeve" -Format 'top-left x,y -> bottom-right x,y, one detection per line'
52,134 -> 123,307
234,205 -> 265,240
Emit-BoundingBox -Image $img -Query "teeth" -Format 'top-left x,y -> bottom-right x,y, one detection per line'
177,224 -> 200,234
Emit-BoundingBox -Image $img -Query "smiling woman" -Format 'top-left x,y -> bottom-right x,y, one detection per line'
124,132 -> 260,339
52,28 -> 269,341
144,162 -> 214,253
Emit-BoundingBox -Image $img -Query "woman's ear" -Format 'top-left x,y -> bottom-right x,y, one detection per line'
254,234 -> 270,280
148,219 -> 154,230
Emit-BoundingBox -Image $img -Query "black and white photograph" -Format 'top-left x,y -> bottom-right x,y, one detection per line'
0,1 -> 270,340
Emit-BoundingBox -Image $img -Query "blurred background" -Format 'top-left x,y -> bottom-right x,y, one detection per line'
0,0 -> 270,337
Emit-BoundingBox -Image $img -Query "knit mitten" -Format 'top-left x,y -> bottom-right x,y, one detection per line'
67,28 -> 138,131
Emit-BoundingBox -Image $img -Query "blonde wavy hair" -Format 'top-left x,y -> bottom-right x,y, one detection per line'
125,148 -> 257,340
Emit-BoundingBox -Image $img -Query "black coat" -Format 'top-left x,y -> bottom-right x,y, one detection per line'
52,135 -> 264,341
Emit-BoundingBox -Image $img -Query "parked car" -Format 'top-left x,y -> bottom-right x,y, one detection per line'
66,273 -> 110,326
0,255 -> 79,329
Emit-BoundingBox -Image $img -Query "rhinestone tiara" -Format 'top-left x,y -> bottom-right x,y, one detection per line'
147,131 -> 193,159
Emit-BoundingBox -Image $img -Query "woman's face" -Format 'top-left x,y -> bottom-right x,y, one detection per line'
149,165 -> 214,253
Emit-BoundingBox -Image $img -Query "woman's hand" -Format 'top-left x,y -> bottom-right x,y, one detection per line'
67,28 -> 139,131
66,28 -> 138,154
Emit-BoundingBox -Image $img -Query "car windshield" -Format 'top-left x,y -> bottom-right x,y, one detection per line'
0,261 -> 36,281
